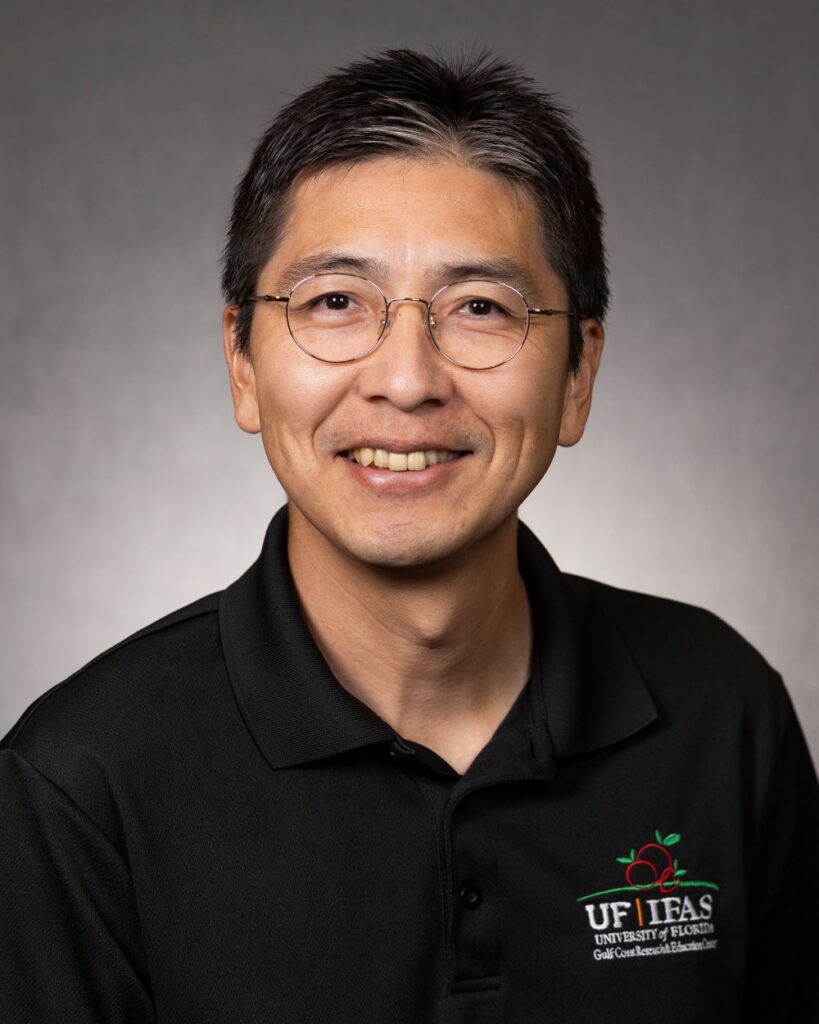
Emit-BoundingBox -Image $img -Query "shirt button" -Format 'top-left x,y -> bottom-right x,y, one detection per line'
459,881 -> 482,910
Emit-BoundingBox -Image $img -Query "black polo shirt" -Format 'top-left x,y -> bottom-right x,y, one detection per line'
2,505 -> 818,1023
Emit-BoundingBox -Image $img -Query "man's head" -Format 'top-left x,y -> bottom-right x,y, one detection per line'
222,50 -> 608,570
222,48 -> 608,376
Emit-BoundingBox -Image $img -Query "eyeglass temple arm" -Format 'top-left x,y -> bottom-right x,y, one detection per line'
527,307 -> 578,317
244,295 -> 289,304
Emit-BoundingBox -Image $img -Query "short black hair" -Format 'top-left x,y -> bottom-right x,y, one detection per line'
221,48 -> 609,374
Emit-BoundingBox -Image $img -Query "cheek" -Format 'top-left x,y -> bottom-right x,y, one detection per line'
253,348 -> 348,459
471,366 -> 565,477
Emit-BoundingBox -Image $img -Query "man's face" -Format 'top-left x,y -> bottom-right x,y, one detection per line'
223,157 -> 603,569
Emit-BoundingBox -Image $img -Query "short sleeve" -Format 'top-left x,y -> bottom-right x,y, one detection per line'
741,686 -> 819,1021
0,749 -> 156,1023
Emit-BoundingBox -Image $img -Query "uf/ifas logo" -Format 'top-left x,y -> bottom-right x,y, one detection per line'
577,830 -> 720,961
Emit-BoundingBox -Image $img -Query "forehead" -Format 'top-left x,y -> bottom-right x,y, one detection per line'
266,156 -> 552,289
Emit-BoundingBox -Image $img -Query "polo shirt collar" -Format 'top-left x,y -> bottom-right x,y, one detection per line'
219,505 -> 657,772
516,521 -> 657,758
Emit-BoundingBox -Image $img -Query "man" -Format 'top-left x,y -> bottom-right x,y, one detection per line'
1,49 -> 817,1024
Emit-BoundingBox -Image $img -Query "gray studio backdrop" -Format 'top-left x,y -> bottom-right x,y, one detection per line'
2,0 -> 817,763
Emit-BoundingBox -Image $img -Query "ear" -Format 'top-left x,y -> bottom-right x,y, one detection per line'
558,318 -> 605,447
222,305 -> 261,434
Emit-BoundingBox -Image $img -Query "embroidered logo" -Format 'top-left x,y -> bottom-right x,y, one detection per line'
577,830 -> 720,961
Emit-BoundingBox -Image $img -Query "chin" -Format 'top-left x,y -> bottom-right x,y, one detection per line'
289,493 -> 513,572
333,518 -> 473,571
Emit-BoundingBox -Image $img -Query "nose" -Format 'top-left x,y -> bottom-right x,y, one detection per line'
357,297 -> 454,411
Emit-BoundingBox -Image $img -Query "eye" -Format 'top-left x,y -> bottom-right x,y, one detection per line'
460,298 -> 507,317
453,296 -> 515,321
310,292 -> 357,312
295,290 -> 372,323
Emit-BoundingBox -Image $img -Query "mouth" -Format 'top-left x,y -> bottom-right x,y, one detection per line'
341,446 -> 468,472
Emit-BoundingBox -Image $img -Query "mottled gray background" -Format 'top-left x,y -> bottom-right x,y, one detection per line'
2,0 -> 817,764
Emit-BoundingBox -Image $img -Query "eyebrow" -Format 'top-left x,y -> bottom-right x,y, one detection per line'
277,251 -> 542,300
432,258 -> 541,299
278,252 -> 387,289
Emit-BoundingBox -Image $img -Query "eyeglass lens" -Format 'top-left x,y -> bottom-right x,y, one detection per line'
285,274 -> 529,369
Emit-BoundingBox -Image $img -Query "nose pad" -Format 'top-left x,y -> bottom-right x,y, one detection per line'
380,298 -> 434,344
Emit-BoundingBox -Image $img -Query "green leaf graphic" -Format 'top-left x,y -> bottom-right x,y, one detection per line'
664,833 -> 681,845
674,859 -> 679,869
616,857 -> 632,864
630,849 -> 636,861
655,829 -> 663,843
674,869 -> 687,877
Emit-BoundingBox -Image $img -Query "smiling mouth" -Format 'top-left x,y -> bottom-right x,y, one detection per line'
343,447 -> 467,471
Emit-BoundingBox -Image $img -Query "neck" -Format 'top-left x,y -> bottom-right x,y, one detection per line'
286,505 -> 533,774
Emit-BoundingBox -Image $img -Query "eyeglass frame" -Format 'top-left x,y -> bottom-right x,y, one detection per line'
241,272 -> 579,370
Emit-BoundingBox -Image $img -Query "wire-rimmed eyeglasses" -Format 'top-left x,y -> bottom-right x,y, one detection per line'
242,273 -> 577,370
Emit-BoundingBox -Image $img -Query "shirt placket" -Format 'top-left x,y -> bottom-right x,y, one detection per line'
446,792 -> 503,992
390,717 -> 555,1022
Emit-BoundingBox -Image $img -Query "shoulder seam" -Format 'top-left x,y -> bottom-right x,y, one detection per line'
564,572 -> 782,682
4,593 -> 221,749
564,571 -> 712,612
564,572 -> 748,633
1,747 -> 130,863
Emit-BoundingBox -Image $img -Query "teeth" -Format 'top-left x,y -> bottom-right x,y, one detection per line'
347,448 -> 462,470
